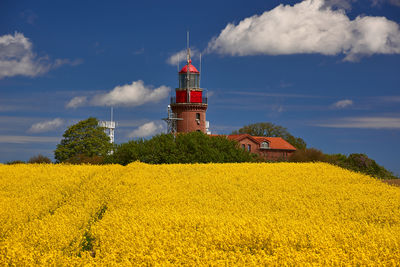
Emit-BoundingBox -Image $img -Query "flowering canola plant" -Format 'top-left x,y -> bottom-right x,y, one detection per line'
0,162 -> 399,265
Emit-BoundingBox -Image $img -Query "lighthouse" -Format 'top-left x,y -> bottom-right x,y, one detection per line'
166,47 -> 208,134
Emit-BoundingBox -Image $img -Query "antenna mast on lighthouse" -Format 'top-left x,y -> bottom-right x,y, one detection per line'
186,31 -> 191,103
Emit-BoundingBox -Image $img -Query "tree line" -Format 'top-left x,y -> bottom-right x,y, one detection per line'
8,117 -> 396,179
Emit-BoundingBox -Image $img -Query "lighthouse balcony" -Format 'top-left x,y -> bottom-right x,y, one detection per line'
170,96 -> 208,105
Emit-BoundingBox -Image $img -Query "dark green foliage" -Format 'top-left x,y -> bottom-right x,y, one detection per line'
289,150 -> 397,179
232,122 -> 307,149
65,154 -> 105,165
28,154 -> 52,164
5,160 -> 25,164
105,140 -> 143,165
289,148 -> 327,162
329,153 -> 397,180
54,117 -> 112,163
81,231 -> 94,253
325,153 -> 348,166
107,132 -> 255,165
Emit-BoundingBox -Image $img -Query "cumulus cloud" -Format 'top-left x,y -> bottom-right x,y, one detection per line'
0,32 -> 82,79
66,96 -> 87,109
314,116 -> 400,128
90,80 -> 170,107
167,48 -> 200,66
128,121 -> 165,138
53,58 -> 83,67
207,0 -> 400,61
28,118 -> 64,133
333,99 -> 353,108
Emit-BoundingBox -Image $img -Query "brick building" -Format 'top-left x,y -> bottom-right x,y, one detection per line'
227,134 -> 296,161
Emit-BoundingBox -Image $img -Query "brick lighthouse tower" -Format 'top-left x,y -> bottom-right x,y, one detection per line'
167,47 -> 208,133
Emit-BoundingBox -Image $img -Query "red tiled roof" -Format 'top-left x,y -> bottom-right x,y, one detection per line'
227,134 -> 259,143
254,136 -> 296,150
225,134 -> 296,150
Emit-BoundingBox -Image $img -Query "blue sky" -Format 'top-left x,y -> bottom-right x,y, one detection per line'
1,0 -> 400,174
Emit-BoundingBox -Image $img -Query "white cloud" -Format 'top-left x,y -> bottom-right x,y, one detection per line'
0,32 -> 81,79
90,80 -> 170,107
117,119 -> 149,128
28,118 -> 64,133
207,0 -> 400,61
53,58 -> 83,67
167,48 -> 200,66
0,135 -> 60,143
333,99 -> 353,108
66,96 -> 87,109
128,121 -> 165,138
314,116 -> 400,128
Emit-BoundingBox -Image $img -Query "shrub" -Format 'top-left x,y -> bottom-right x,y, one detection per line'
28,154 -> 52,164
289,148 -> 327,162
325,153 -> 348,165
339,153 -> 396,179
109,132 -> 256,165
6,160 -> 25,164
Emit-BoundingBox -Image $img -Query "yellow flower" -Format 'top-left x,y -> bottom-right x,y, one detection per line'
0,162 -> 399,265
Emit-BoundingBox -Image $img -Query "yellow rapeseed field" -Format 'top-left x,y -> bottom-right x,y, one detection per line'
0,162 -> 399,265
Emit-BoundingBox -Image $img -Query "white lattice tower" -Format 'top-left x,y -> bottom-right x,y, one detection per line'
99,107 -> 116,143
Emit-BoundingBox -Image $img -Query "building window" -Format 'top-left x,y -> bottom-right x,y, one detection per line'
247,144 -> 251,152
241,144 -> 245,150
196,113 -> 200,120
260,141 -> 269,149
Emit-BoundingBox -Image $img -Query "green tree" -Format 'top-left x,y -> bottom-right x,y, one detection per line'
54,117 -> 112,163
106,140 -> 142,165
232,122 -> 307,149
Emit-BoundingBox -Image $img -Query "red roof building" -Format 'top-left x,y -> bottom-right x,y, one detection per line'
226,134 -> 296,161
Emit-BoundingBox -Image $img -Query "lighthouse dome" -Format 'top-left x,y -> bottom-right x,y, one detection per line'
179,60 -> 199,74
